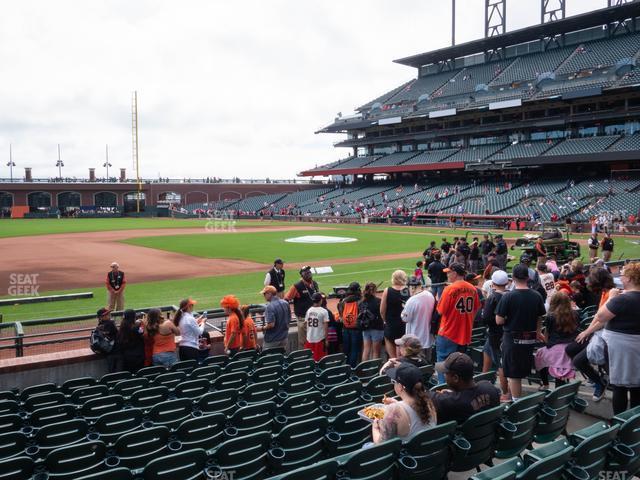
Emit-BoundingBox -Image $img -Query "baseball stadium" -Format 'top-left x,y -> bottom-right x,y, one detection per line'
2,1 -> 640,480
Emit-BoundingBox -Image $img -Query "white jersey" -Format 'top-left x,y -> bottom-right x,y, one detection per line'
540,272 -> 556,309
305,306 -> 329,343
401,290 -> 435,348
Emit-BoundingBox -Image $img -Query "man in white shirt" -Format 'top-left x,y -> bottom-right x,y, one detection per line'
401,276 -> 436,360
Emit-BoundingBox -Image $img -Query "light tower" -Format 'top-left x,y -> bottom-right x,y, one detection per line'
103,144 -> 112,179
132,91 -> 142,212
55,144 -> 64,179
6,144 -> 15,182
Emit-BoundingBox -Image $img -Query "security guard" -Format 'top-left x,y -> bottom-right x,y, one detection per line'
106,262 -> 126,311
264,258 -> 286,298
285,266 -> 319,349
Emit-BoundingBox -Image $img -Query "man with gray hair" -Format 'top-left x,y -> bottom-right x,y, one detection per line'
106,262 -> 126,311
401,276 -> 435,361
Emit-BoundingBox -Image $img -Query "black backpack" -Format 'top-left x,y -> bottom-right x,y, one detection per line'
356,301 -> 377,330
90,324 -> 115,354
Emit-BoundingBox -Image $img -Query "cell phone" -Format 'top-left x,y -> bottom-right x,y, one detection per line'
202,311 -> 208,316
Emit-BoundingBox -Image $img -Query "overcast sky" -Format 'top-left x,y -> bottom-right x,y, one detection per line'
0,0 -> 606,180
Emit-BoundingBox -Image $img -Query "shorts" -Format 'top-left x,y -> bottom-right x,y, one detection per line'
483,337 -> 502,369
384,322 -> 406,342
152,351 -> 177,367
362,329 -> 384,342
501,336 -> 534,379
304,340 -> 326,362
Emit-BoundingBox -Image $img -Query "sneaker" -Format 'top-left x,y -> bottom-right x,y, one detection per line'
500,393 -> 512,403
593,383 -> 605,402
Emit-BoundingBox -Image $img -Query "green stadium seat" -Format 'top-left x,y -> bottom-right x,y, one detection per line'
197,388 -> 239,416
232,349 -> 258,362
256,353 -> 285,369
70,385 -> 109,405
81,394 -> 125,419
33,418 -> 89,458
569,421 -> 621,479
229,401 -> 276,436
151,371 -> 187,390
264,458 -> 339,480
61,377 -> 97,395
208,431 -> 271,480
275,391 -> 323,432
329,404 -> 371,455
399,421 -> 457,480
610,406 -> 640,476
111,377 -> 149,398
20,382 -> 57,402
174,412 -> 226,452
534,381 -> 583,443
137,366 -> 167,380
202,354 -> 229,367
354,359 -> 383,384
240,380 -> 279,405
285,349 -> 313,364
250,365 -> 283,383
223,358 -> 254,374
173,379 -> 210,400
190,365 -> 221,382
0,456 -> 34,480
130,386 -> 170,411
113,425 -> 171,473
0,391 -> 17,402
93,408 -> 144,445
271,417 -> 332,473
284,359 -> 315,377
278,372 -> 316,400
262,347 -> 287,357
495,391 -> 545,458
363,375 -> 394,403
473,371 -> 497,384
43,440 -> 107,480
29,403 -> 76,428
142,448 -> 207,480
24,391 -> 66,412
315,365 -> 353,391
147,398 -> 193,430
99,372 -> 133,388
449,404 -> 505,472
336,438 -> 402,480
0,400 -> 18,416
75,467 -> 133,480
0,431 -> 28,459
170,359 -> 198,373
214,371 -> 249,391
0,413 -> 22,434
321,381 -> 363,415
316,353 -> 345,372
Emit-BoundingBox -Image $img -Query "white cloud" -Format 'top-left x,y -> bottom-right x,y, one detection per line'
0,0 -> 606,180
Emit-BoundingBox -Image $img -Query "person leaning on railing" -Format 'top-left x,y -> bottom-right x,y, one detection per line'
146,308 -> 180,368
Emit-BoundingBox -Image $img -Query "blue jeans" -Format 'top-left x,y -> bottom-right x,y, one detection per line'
152,351 -> 177,367
436,335 -> 466,383
343,328 -> 362,368
431,284 -> 445,301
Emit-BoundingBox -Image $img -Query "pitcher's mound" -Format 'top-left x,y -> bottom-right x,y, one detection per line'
285,235 -> 358,244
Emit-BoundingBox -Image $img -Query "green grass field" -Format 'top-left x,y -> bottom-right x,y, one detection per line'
2,218 -> 639,322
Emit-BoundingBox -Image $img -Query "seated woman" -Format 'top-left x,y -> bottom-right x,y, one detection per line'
379,334 -> 429,375
372,363 -> 437,443
534,291 -> 578,390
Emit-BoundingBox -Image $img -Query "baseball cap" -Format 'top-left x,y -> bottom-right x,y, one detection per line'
385,363 -> 423,391
97,307 -> 112,317
394,334 -> 422,349
260,285 -> 277,295
299,265 -> 312,275
435,352 -> 474,380
491,270 -> 509,286
347,281 -> 361,293
408,276 -> 421,287
311,292 -> 323,303
512,264 -> 530,280
443,263 -> 466,276
520,253 -> 532,264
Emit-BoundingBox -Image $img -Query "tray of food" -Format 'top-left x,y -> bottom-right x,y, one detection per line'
358,404 -> 386,423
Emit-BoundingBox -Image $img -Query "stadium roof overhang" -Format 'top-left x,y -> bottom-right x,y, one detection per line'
394,2 -> 640,68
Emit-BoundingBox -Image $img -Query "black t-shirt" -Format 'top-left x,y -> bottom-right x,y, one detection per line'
441,242 -> 451,253
470,245 -> 480,260
360,296 -> 384,330
385,287 -> 410,327
481,291 -> 504,337
602,238 -> 614,252
428,261 -> 447,284
399,355 -> 429,369
606,291 -> 640,335
480,240 -> 495,255
431,381 -> 500,425
495,288 -> 545,333
545,313 -> 578,347
495,240 -> 507,254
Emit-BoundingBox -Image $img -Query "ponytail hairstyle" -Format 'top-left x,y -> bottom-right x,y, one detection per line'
232,307 -> 245,331
173,299 -> 190,327
411,381 -> 436,425
146,308 -> 162,337
363,282 -> 377,300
